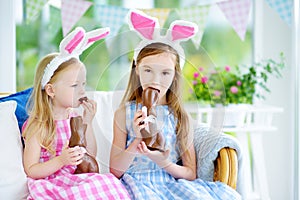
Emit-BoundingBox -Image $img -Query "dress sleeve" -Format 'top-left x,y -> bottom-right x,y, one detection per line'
21,119 -> 28,133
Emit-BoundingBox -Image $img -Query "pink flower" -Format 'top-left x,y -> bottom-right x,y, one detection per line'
237,80 -> 242,86
213,90 -> 221,97
193,72 -> 199,78
192,80 -> 198,85
230,86 -> 238,94
201,76 -> 208,84
210,70 -> 217,74
198,67 -> 204,72
225,65 -> 231,72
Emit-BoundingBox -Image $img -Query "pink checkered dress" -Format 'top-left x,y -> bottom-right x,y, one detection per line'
25,117 -> 130,200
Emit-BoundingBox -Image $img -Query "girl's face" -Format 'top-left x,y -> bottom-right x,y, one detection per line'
51,62 -> 86,109
136,52 -> 176,104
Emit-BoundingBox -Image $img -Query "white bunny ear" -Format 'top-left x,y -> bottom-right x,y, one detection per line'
166,20 -> 198,42
81,27 -> 110,52
127,9 -> 159,40
41,26 -> 110,89
60,27 -> 86,55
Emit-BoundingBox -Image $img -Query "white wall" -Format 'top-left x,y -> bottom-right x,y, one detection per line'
254,1 -> 294,199
295,1 -> 300,198
0,0 -> 16,93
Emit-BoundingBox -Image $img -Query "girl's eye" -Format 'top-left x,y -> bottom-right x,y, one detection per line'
71,84 -> 78,87
145,69 -> 151,73
163,71 -> 170,75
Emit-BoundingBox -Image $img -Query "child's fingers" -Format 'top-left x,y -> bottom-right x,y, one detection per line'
140,141 -> 149,153
134,111 -> 146,126
82,99 -> 97,112
63,140 -> 69,149
134,110 -> 143,120
74,159 -> 83,165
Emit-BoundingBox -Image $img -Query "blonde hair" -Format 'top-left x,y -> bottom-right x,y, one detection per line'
22,53 -> 80,155
122,42 -> 191,159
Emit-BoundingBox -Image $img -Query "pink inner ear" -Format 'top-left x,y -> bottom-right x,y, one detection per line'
172,25 -> 195,41
87,31 -> 110,44
131,12 -> 156,40
65,31 -> 85,53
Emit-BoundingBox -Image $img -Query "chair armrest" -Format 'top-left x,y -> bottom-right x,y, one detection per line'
213,147 -> 238,189
193,126 -> 241,191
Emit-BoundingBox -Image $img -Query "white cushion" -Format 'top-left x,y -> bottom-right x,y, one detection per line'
0,101 -> 28,199
87,90 -> 124,173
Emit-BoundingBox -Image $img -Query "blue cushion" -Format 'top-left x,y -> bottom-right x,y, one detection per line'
0,88 -> 32,132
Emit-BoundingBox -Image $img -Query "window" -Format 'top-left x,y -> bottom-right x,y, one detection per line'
16,0 -> 252,101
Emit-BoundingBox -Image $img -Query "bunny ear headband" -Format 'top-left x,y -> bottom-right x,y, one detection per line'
41,26 -> 110,89
127,9 -> 198,69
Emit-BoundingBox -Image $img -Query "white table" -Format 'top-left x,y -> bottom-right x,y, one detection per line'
184,103 -> 283,200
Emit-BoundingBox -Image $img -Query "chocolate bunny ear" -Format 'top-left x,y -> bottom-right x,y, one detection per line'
127,9 -> 160,41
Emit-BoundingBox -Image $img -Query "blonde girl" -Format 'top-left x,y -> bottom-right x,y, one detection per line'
22,27 -> 130,200
109,10 -> 241,200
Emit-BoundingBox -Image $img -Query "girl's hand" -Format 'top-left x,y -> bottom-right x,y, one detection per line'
58,141 -> 85,166
82,99 -> 97,124
138,141 -> 170,168
133,110 -> 146,138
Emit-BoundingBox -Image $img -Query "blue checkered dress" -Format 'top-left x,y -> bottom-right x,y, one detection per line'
121,101 -> 241,200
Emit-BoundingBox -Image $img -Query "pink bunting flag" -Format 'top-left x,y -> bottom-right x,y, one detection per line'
217,0 -> 252,41
61,0 -> 92,36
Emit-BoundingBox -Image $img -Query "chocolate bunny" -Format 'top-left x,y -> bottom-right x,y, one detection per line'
140,87 -> 165,152
69,116 -> 99,174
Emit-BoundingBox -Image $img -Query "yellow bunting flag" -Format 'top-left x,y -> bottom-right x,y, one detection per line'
141,8 -> 171,28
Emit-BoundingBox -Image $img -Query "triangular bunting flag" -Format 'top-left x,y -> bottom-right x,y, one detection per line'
141,9 -> 171,28
176,6 -> 211,49
217,0 -> 252,41
26,0 -> 48,23
48,5 -> 61,38
196,0 -> 228,6
61,0 -> 92,36
264,0 -> 292,26
95,5 -> 129,38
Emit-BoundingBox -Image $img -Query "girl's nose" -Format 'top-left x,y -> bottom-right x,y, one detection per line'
80,85 -> 85,94
151,73 -> 161,84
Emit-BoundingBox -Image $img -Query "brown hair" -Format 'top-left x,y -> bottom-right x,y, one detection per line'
122,42 -> 192,159
22,53 -> 81,154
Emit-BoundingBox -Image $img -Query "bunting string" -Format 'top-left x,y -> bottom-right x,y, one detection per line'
26,0 -> 292,46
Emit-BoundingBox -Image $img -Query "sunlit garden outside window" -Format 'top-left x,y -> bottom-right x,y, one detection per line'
16,0 -> 252,101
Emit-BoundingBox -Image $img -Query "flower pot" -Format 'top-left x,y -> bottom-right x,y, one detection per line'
222,104 -> 250,127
